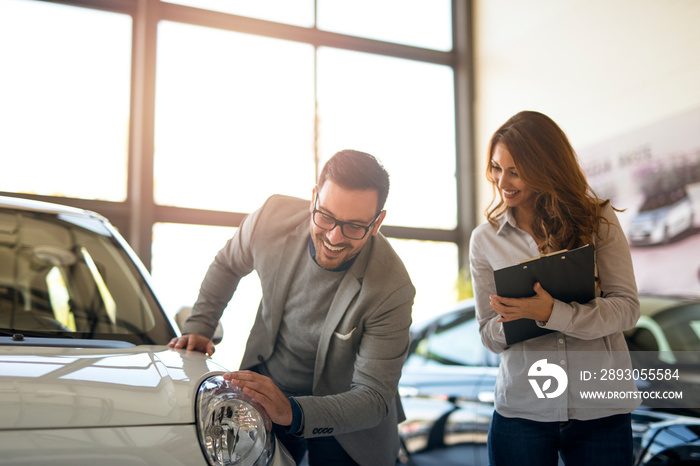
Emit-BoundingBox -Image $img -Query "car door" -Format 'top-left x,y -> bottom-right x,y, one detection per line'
401,304 -> 499,456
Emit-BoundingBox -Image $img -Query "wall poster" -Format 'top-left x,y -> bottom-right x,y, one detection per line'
578,107 -> 700,297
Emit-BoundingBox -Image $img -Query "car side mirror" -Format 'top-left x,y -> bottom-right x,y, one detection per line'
174,306 -> 224,345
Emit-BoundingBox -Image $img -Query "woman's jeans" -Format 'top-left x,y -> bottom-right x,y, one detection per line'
488,411 -> 633,466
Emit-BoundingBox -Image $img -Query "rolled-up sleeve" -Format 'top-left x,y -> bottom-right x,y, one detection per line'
543,204 -> 639,339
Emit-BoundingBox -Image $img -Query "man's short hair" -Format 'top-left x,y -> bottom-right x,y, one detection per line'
318,150 -> 390,213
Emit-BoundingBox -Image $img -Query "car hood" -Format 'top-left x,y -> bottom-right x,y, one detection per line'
0,345 -> 227,430
631,209 -> 664,222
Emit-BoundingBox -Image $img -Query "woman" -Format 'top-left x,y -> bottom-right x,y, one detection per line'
469,111 -> 640,465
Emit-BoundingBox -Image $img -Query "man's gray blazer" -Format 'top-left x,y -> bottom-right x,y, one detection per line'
183,194 -> 415,466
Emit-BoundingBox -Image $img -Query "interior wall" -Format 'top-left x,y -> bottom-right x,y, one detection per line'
473,0 -> 700,215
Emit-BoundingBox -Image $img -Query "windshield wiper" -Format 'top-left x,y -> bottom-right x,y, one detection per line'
0,329 -> 75,339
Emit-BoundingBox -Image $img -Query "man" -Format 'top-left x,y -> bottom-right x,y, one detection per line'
169,149 -> 415,465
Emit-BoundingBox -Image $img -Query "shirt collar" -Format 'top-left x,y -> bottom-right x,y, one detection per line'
496,208 -> 519,235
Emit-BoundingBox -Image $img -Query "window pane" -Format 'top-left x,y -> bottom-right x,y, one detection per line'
0,0 -> 131,201
162,0 -> 314,28
318,48 -> 457,229
154,22 -> 316,213
317,0 -> 452,51
150,223 -> 261,368
388,238 -> 459,324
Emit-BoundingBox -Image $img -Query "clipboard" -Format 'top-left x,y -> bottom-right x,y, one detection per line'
494,244 -> 595,345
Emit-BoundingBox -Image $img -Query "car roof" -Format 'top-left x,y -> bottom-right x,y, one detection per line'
0,195 -> 93,217
640,294 -> 700,317
412,295 -> 700,329
412,298 -> 476,331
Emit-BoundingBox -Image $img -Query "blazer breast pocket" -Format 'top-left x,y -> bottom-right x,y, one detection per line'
333,327 -> 356,341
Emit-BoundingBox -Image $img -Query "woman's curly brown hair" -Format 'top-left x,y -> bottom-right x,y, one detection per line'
485,111 -> 615,253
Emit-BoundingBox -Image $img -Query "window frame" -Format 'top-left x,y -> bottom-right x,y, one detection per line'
2,0 -> 476,272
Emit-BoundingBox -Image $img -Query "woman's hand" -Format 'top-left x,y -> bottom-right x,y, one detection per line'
490,282 -> 554,323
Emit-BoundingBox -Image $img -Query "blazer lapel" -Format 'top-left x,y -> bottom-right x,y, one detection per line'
263,219 -> 309,345
313,238 -> 372,388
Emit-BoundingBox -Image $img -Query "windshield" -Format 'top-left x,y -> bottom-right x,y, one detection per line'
638,187 -> 688,212
0,208 -> 176,345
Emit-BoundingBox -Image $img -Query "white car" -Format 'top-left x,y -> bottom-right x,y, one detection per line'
629,188 -> 695,246
0,195 -> 293,466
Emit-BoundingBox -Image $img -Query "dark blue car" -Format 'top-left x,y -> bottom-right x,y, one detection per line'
398,296 -> 700,466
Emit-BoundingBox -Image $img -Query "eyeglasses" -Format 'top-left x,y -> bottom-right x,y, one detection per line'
312,194 -> 381,240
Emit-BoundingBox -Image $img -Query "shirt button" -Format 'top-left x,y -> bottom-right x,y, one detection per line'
558,338 -> 564,344
560,360 -> 566,365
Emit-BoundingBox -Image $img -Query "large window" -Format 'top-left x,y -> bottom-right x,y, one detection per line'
0,0 -> 132,201
154,21 -> 316,212
316,47 -> 457,229
2,0 -> 472,339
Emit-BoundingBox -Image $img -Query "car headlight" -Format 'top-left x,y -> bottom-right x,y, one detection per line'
196,375 -> 275,466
